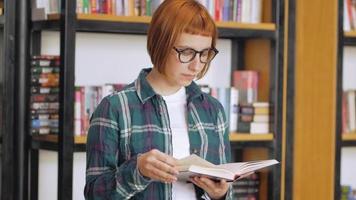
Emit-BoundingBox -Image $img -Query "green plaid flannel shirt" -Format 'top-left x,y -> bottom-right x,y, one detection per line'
85,68 -> 232,200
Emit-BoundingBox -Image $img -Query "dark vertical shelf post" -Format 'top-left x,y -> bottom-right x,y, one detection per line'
16,0 -> 30,198
335,0 -> 344,199
58,0 -> 76,199
269,0 -> 285,199
285,0 -> 296,199
30,149 -> 39,200
1,0 -> 16,199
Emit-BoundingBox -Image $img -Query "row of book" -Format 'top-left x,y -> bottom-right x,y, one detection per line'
29,60 -> 268,135
232,173 -> 260,200
30,55 -> 60,135
32,0 -> 263,24
344,0 -> 356,31
342,90 -> 356,134
341,185 -> 356,200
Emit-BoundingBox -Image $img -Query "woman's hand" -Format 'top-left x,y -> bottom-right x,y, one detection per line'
137,149 -> 179,183
190,177 -> 229,200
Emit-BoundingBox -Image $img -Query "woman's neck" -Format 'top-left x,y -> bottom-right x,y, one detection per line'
146,67 -> 181,96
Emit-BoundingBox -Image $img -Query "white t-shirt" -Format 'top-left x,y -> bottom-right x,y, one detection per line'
162,87 -> 196,200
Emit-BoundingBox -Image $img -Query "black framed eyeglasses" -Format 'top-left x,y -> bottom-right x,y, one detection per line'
173,47 -> 219,64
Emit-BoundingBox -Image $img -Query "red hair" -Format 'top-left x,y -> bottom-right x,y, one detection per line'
147,0 -> 218,79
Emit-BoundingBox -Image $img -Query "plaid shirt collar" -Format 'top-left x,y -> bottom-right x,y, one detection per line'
134,68 -> 204,103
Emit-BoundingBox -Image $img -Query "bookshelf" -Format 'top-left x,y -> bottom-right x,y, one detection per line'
335,0 -> 356,199
27,0 -> 285,200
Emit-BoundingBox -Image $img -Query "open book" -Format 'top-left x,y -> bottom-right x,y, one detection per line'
176,154 -> 279,182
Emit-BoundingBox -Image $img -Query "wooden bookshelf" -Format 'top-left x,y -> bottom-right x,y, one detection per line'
229,133 -> 274,141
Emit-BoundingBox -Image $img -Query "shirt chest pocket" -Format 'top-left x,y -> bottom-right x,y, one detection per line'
122,127 -> 167,157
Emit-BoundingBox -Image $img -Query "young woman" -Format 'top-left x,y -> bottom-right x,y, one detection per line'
84,0 -> 232,199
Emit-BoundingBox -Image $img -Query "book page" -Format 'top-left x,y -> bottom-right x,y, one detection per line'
177,154 -> 216,171
218,159 -> 279,175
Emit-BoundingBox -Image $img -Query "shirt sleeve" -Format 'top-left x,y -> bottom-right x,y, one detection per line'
84,97 -> 151,200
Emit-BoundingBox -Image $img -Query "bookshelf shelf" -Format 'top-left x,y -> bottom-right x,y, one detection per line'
343,31 -> 356,46
32,135 -> 86,144
342,133 -> 356,140
31,135 -> 86,151
31,14 -> 277,39
30,133 -> 274,151
341,133 -> 356,147
229,133 -> 274,141
229,133 -> 274,149
344,31 -> 356,37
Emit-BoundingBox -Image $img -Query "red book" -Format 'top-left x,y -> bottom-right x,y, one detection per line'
91,0 -> 97,13
106,0 -> 112,14
233,70 -> 258,104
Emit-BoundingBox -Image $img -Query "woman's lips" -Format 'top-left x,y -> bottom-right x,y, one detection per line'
182,74 -> 195,79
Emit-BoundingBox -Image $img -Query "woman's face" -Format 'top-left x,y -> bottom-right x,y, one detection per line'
163,33 -> 213,88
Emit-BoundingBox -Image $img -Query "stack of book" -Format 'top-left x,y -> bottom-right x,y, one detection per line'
30,55 -> 60,135
233,173 -> 260,200
237,102 -> 270,134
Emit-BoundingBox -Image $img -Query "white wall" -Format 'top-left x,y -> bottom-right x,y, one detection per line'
38,151 -> 86,200
341,46 -> 356,188
39,31 -> 232,200
341,148 -> 356,189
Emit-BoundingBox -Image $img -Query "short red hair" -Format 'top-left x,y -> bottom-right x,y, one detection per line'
147,0 -> 218,79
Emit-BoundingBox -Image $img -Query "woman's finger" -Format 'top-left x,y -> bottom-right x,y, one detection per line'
149,164 -> 177,182
151,159 -> 179,175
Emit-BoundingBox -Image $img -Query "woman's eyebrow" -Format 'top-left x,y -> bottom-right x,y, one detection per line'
175,45 -> 211,50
